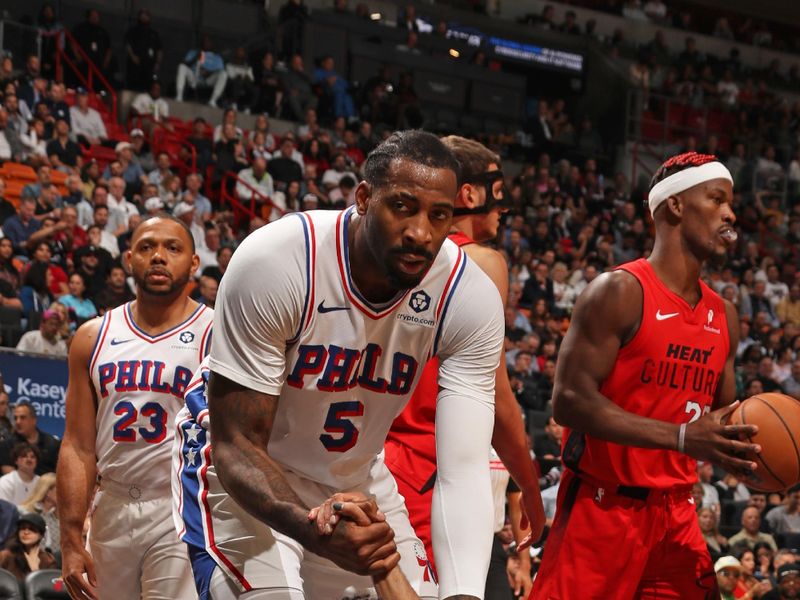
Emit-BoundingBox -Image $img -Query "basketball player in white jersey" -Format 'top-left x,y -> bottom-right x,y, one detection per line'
173,130 -> 504,600
58,214 -> 213,600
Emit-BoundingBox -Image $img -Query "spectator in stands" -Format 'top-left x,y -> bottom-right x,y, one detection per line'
730,506 -> 779,551
765,485 -> 800,536
196,226 -> 221,276
124,9 -> 162,90
116,213 -> 141,255
0,107 -> 24,162
748,281 -> 780,326
282,54 -> 317,121
716,556 -> 742,600
3,198 -> 41,256
18,259 -> 53,313
225,47 -> 256,112
15,56 -> 46,112
186,117 -> 213,171
0,443 -> 39,505
45,82 -> 70,127
253,51 -> 283,117
72,242 -> 111,301
202,246 -> 232,283
193,274 -> 218,309
734,546 -> 773,598
147,152 -> 173,188
46,118 -> 82,171
175,35 -> 228,108
268,138 -> 304,191
4,94 -> 31,141
18,473 -> 58,552
71,9 -> 113,87
69,87 -> 107,147
697,461 -> 721,514
93,265 -> 133,314
508,350 -> 544,411
213,109 -> 243,144
130,80 -> 169,126
212,122 -> 248,188
58,273 -> 96,326
297,108 -> 320,141
782,360 -> 800,400
173,202 -> 206,251
312,55 -> 356,120
764,265 -> 789,308
327,174 -> 356,208
321,152 -> 355,192
0,512 -> 56,582
533,415 -> 562,460
183,173 -> 212,223
698,507 -> 729,561
92,202 -> 121,250
0,179 -> 16,226
248,114 -> 276,152
236,156 -> 275,206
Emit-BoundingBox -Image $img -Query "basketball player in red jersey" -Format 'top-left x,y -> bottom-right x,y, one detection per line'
384,136 -> 545,596
529,152 -> 762,599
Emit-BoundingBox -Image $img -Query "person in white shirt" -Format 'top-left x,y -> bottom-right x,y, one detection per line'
69,87 -> 108,146
196,225 -> 221,275
15,310 -> 68,358
173,201 -> 206,251
322,153 -> 354,191
147,151 -> 173,187
0,443 -> 40,507
106,176 -> 139,233
131,80 -> 169,124
236,156 -> 274,206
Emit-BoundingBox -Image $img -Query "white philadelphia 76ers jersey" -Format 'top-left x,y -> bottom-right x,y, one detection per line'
90,302 -> 213,489
209,207 -> 504,489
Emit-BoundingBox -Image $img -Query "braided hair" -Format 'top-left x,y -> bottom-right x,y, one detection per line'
649,151 -> 720,192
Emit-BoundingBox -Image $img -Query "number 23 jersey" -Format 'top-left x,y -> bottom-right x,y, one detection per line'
90,302 -> 213,489
209,207 -> 504,489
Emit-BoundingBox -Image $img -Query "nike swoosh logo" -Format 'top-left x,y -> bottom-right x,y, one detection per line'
655,310 -> 679,321
317,301 -> 351,314
110,338 -> 134,345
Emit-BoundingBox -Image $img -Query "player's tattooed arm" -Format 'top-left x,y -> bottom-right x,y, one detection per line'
208,372 -> 400,576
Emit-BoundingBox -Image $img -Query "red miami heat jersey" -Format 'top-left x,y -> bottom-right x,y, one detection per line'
385,231 -> 476,489
562,258 -> 729,488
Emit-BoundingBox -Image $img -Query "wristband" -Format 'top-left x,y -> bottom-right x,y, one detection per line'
677,423 -> 687,454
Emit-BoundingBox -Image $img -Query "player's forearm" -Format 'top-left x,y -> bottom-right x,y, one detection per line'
373,569 -> 419,600
492,387 -> 539,493
553,384 -> 679,450
56,442 -> 96,549
212,437 -> 318,549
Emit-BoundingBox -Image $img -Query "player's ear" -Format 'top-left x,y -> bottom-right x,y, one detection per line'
122,250 -> 132,272
666,194 -> 683,219
355,181 -> 371,215
458,183 -> 477,209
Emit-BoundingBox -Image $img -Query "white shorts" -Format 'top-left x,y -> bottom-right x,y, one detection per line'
177,432 -> 437,600
90,478 -> 195,600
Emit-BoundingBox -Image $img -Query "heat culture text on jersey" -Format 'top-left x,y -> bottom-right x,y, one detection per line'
286,343 -> 417,395
639,343 -> 722,395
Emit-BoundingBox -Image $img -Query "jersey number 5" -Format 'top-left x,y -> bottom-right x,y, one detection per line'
113,401 -> 168,443
319,401 -> 364,452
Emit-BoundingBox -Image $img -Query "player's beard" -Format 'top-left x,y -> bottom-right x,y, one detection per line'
384,246 -> 434,290
134,268 -> 191,296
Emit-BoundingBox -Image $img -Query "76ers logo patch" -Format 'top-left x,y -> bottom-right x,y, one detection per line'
414,541 -> 437,583
409,290 -> 431,313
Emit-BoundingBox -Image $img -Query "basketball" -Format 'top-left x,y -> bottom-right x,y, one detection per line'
727,393 -> 800,492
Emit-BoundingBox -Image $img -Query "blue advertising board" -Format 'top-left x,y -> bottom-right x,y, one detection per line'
0,349 -> 68,438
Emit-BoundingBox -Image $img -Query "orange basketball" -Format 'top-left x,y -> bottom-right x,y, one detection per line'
727,393 -> 800,492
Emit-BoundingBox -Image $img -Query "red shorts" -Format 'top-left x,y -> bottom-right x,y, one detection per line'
530,470 -> 718,600
383,439 -> 436,574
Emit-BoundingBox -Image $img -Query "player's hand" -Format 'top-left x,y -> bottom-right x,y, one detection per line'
62,545 -> 98,600
516,489 -> 546,552
307,491 -> 385,535
682,402 -> 760,479
310,494 -> 399,576
507,556 -> 533,597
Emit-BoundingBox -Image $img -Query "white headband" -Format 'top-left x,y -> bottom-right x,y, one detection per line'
648,162 -> 733,214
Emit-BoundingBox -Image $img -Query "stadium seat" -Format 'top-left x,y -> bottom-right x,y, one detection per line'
0,163 -> 36,182
23,570 -> 68,600
0,569 -> 20,600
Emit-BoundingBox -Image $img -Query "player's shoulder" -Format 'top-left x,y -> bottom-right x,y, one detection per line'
69,315 -> 105,360
571,269 -> 643,337
580,269 -> 641,305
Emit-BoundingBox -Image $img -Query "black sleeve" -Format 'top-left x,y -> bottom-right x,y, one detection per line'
506,477 -> 520,494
